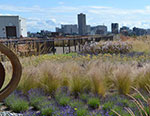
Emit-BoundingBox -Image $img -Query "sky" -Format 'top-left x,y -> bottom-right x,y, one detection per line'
1,0 -> 150,32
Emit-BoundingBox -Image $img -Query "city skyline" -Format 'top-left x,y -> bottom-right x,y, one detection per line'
1,0 -> 150,32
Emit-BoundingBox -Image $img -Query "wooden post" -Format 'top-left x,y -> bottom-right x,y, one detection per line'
81,39 -> 83,44
36,42 -> 39,56
78,39 -> 81,52
63,40 -> 65,54
74,39 -> 76,52
52,39 -> 55,54
17,42 -> 19,53
68,40 -> 70,53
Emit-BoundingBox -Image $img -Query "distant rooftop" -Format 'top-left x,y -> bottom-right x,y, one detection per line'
0,15 -> 25,20
0,14 -> 19,17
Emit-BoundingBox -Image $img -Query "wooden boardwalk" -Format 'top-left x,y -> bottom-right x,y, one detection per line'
0,35 -> 114,55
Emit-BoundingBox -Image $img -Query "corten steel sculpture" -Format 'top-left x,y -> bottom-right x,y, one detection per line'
0,43 -> 22,101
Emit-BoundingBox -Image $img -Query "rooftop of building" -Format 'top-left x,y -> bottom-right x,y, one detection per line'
0,15 -> 26,20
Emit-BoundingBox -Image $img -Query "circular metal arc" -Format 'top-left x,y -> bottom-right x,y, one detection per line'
0,63 -> 5,89
0,43 -> 22,101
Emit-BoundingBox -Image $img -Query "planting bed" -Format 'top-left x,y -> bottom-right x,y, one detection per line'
1,37 -> 150,115
2,88 -> 149,116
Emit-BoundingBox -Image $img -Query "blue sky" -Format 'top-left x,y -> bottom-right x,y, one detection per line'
1,0 -> 150,32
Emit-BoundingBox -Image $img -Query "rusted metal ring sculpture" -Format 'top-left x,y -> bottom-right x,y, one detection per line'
0,43 -> 22,101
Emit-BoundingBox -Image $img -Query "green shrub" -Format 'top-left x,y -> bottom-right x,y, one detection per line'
96,113 -> 102,116
118,98 -> 130,107
79,93 -> 90,102
10,99 -> 29,113
103,101 -> 114,111
110,105 -> 131,116
128,102 -> 136,109
142,107 -> 150,115
30,96 -> 47,110
55,92 -> 71,106
5,93 -> 29,113
58,96 -> 71,106
87,97 -> 100,109
133,93 -> 143,100
109,106 -> 124,116
41,107 -> 54,116
70,100 -> 85,108
76,108 -> 88,116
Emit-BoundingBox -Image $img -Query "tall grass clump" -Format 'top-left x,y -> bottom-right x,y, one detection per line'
18,66 -> 40,93
69,74 -> 91,97
87,60 -> 115,96
38,61 -> 61,95
64,62 -> 91,96
88,69 -> 106,96
134,66 -> 150,91
112,65 -> 133,95
131,40 -> 150,53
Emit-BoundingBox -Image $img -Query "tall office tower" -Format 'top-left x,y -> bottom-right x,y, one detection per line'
78,13 -> 86,35
111,23 -> 119,34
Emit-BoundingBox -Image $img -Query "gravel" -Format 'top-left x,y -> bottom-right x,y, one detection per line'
0,112 -> 23,116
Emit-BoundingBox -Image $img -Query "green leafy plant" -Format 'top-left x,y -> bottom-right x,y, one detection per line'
70,100 -> 85,108
10,100 -> 29,113
76,108 -> 88,116
112,87 -> 150,116
41,106 -> 54,116
103,101 -> 114,111
58,96 -> 71,106
110,106 -> 125,116
117,98 -> 130,107
79,93 -> 90,102
87,97 -> 100,109
30,96 -> 47,110
55,93 -> 71,106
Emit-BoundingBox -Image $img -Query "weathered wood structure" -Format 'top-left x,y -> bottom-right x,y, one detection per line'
0,35 -> 114,55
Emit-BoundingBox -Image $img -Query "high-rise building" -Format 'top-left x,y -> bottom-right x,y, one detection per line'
86,25 -> 91,35
133,27 -> 147,36
91,25 -> 107,35
56,25 -> 78,35
120,26 -> 132,36
111,23 -> 119,34
78,13 -> 86,35
56,27 -> 63,33
61,25 -> 78,35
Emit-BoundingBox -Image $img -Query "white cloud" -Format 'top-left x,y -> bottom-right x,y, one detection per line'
1,4 -> 150,31
58,2 -> 65,5
26,18 -> 58,32
0,5 -> 44,13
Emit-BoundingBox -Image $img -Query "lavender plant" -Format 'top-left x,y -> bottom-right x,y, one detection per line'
4,92 -> 29,113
